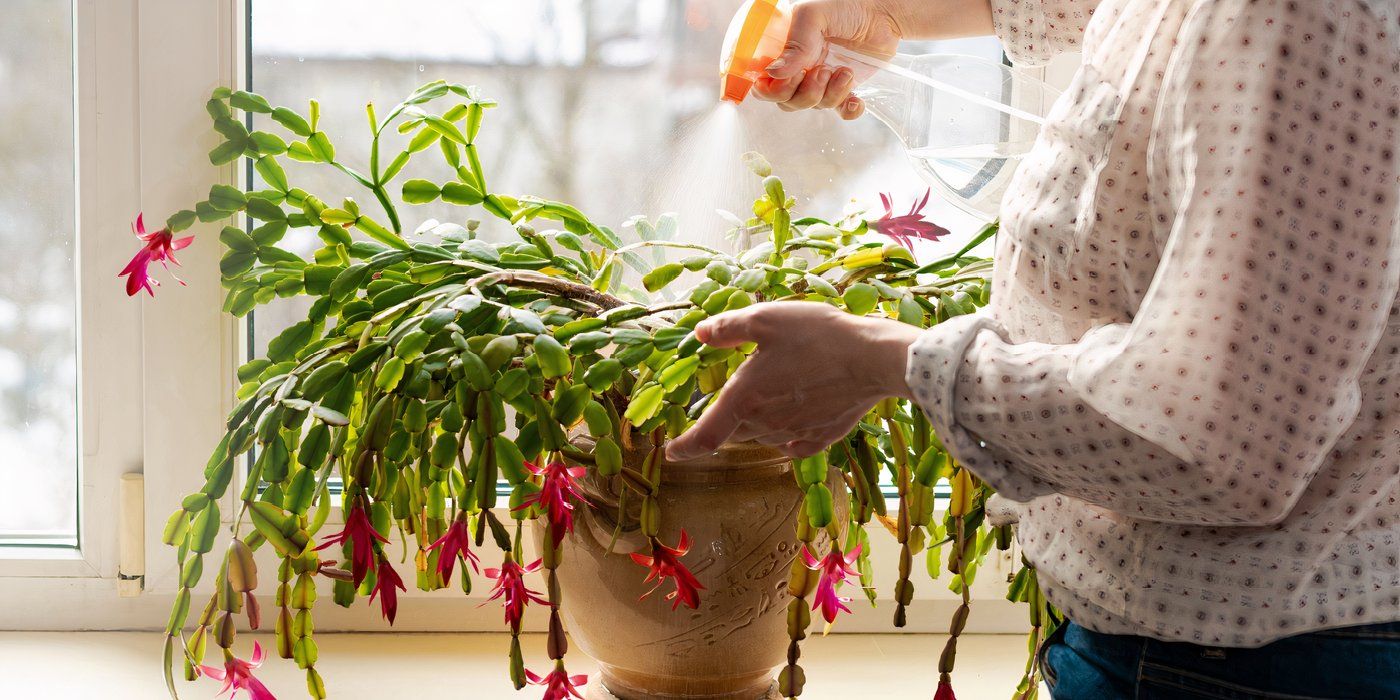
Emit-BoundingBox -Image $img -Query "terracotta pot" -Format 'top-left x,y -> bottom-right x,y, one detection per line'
536,434 -> 847,700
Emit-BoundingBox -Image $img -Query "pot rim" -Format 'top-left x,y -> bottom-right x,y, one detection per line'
565,434 -> 793,486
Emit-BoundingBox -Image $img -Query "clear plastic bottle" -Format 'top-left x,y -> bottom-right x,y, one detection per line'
721,0 -> 1059,220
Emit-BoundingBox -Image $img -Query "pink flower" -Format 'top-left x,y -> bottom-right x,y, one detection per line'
630,531 -> 704,611
513,461 -> 587,547
484,555 -> 550,632
868,189 -> 949,249
313,503 -> 388,587
198,642 -> 277,700
526,663 -> 588,700
368,556 -> 406,625
801,542 -> 862,624
426,514 -> 480,584
934,676 -> 957,700
119,213 -> 194,297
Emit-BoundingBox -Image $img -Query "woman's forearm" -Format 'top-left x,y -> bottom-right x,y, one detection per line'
882,0 -> 994,41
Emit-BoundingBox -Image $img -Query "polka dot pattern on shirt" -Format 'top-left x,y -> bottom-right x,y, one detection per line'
908,0 -> 1400,647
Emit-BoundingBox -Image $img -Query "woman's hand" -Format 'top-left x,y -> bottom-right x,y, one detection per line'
752,0 -> 994,119
752,0 -> 905,119
665,302 -> 923,461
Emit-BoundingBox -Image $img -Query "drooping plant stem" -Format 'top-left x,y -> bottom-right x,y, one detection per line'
887,412 -> 915,628
938,466 -> 976,695
779,505 -> 817,700
541,519 -> 569,684
636,428 -> 667,551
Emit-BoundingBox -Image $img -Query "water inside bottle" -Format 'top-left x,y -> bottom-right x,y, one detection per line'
906,141 -> 1038,220
825,47 -> 1058,219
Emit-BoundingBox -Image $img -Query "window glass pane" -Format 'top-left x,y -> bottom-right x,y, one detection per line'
248,0 -> 999,354
0,0 -> 77,545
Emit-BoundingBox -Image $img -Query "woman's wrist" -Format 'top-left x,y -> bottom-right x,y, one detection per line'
880,0 -> 995,42
852,315 -> 924,401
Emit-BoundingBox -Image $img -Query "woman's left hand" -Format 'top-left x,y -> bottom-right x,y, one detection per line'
665,302 -> 922,462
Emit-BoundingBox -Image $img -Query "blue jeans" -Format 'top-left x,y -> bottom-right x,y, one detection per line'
1039,620 -> 1400,699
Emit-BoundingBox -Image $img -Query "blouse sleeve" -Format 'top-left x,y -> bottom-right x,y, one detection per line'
988,0 -> 1102,65
908,0 -> 1400,526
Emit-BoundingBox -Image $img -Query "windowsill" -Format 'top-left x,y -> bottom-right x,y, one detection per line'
0,631 -> 1041,698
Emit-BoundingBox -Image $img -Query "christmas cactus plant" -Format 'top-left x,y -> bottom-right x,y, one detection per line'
147,81 -> 1057,700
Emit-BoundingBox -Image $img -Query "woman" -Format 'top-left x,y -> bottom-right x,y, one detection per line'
668,0 -> 1400,697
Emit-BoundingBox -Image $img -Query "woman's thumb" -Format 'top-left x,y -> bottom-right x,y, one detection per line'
694,309 -> 762,349
765,2 -> 830,79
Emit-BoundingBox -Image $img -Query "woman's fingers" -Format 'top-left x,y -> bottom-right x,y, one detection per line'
778,67 -> 834,111
695,306 -> 770,348
665,377 -> 749,462
752,68 -> 862,117
670,304 -> 913,461
725,417 -> 775,445
816,68 -> 854,109
752,74 -> 804,104
755,433 -> 800,447
839,96 -> 865,120
778,439 -> 830,459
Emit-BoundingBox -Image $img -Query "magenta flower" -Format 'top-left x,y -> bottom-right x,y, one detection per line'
934,676 -> 957,700
868,189 -> 949,248
368,556 -> 406,625
525,662 -> 588,700
630,531 -> 704,611
801,542 -> 862,624
119,213 -> 194,297
484,555 -> 550,632
313,502 -> 388,587
513,461 -> 587,547
197,642 -> 277,700
427,514 -> 481,584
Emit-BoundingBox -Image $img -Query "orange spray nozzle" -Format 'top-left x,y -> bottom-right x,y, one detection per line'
721,74 -> 753,103
718,0 -> 792,103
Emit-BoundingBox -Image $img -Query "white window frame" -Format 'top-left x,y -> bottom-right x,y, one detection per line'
0,0 -> 1049,634
0,0 -> 241,622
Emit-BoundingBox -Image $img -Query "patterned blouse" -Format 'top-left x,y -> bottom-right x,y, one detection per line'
905,0 -> 1399,646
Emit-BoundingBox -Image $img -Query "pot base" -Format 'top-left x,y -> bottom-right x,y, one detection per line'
587,676 -> 781,700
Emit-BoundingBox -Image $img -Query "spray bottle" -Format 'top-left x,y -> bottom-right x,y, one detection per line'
719,0 -> 1059,220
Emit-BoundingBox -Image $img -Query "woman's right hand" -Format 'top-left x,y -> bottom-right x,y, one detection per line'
752,0 -> 906,120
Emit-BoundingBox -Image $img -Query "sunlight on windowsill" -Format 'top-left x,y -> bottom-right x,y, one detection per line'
0,631 -> 1036,699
